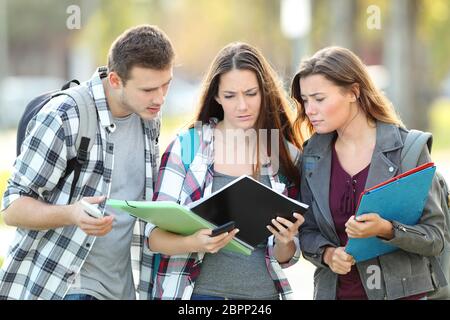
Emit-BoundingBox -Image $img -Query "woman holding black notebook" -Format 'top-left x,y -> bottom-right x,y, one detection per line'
146,42 -> 305,300
292,46 -> 447,300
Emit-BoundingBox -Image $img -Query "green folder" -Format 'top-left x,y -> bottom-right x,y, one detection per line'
106,199 -> 252,255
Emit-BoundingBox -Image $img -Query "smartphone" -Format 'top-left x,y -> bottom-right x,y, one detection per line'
269,212 -> 301,228
80,199 -> 103,219
211,221 -> 236,237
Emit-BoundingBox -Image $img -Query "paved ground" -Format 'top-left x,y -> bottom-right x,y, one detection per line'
285,257 -> 315,299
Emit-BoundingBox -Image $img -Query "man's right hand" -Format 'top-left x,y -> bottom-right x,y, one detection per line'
69,196 -> 114,236
323,246 -> 355,275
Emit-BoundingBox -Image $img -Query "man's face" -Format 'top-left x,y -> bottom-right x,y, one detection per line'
116,66 -> 173,120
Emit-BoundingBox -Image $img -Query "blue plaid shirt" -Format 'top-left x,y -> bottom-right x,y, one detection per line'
0,68 -> 160,300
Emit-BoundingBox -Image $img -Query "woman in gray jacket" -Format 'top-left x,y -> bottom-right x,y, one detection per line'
291,46 -> 447,300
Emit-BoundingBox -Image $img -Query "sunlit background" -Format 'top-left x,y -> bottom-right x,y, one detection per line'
1,0 -> 450,299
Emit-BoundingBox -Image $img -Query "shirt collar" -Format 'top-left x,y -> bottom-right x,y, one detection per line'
87,66 -> 114,129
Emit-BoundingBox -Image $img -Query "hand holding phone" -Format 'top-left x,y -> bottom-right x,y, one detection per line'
211,221 -> 236,237
80,199 -> 103,219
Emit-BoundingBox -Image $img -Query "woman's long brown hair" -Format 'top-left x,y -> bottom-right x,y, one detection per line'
193,42 -> 301,186
291,46 -> 404,143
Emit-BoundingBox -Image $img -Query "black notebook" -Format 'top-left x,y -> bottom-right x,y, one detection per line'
187,175 -> 309,249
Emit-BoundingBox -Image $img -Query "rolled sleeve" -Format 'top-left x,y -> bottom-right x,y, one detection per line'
2,103 -> 69,212
281,236 -> 301,268
1,180 -> 39,212
267,235 -> 301,268
144,222 -> 159,252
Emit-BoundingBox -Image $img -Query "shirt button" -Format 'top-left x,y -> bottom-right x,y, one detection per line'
389,166 -> 394,172
66,270 -> 76,283
86,243 -> 91,248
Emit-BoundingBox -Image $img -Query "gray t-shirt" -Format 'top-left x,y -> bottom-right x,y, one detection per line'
192,170 -> 279,300
67,113 -> 145,300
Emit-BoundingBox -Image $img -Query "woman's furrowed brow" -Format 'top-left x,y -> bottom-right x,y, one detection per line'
302,92 -> 325,98
222,87 -> 258,94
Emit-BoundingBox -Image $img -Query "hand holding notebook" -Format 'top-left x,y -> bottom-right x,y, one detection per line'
345,212 -> 396,240
345,162 -> 436,262
106,175 -> 308,255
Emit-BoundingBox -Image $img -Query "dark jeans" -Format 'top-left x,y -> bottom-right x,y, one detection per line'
64,294 -> 98,300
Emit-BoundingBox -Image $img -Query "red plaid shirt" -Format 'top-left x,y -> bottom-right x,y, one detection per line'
148,118 -> 301,300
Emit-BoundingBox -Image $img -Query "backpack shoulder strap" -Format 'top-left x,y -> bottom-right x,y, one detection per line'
52,85 -> 97,203
401,129 -> 433,171
402,130 -> 450,295
152,253 -> 160,287
180,127 -> 200,171
59,85 -> 97,154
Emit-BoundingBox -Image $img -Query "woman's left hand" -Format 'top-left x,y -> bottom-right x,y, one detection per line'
267,212 -> 305,245
345,213 -> 394,239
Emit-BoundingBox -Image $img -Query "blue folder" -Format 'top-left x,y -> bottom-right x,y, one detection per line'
345,163 -> 436,262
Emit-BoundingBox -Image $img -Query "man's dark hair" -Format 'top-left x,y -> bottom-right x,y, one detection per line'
108,25 -> 174,84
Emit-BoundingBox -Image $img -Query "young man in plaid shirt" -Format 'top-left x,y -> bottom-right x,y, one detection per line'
0,25 -> 174,300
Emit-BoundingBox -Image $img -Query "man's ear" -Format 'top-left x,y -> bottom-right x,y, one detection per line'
109,71 -> 123,89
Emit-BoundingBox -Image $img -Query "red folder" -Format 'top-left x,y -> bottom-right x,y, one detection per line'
356,162 -> 435,212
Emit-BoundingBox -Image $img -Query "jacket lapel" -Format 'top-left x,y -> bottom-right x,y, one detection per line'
365,122 -> 403,189
304,133 -> 340,243
303,121 -> 404,244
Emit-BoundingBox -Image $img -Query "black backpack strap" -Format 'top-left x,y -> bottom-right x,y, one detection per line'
55,85 -> 97,203
64,137 -> 91,203
61,79 -> 80,90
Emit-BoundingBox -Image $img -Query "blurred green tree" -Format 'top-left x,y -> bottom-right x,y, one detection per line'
79,0 -> 292,79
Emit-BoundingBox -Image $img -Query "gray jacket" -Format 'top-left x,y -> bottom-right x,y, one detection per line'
299,121 -> 447,300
